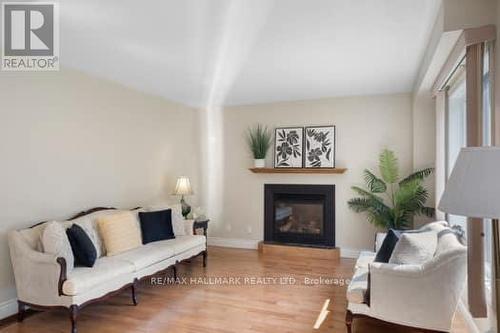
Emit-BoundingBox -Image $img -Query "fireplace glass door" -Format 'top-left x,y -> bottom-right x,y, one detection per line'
274,194 -> 324,236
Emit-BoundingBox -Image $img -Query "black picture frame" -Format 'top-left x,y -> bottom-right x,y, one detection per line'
303,125 -> 336,168
274,127 -> 304,168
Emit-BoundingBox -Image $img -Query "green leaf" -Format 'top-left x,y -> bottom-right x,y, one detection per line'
348,197 -> 393,229
349,149 -> 434,230
394,180 -> 429,217
347,197 -> 372,213
379,149 -> 399,184
246,124 -> 272,159
351,186 -> 384,203
399,168 -> 434,186
419,206 -> 435,218
363,169 -> 387,193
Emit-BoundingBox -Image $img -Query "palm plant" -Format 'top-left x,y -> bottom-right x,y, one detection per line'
246,124 -> 272,159
348,149 -> 435,229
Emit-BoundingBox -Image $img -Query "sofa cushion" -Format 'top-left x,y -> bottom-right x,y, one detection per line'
111,235 -> 204,271
66,224 -> 97,267
63,257 -> 135,296
138,209 -> 175,244
42,222 -> 75,271
389,231 -> 437,265
114,243 -> 175,271
346,267 -> 369,304
98,212 -> 142,256
156,235 -> 205,255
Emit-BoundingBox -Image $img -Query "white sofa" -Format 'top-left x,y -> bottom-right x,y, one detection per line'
345,221 -> 467,333
8,207 -> 207,333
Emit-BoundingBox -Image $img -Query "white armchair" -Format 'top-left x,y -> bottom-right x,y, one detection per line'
346,222 -> 467,332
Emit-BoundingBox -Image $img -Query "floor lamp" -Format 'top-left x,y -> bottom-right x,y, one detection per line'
438,147 -> 500,331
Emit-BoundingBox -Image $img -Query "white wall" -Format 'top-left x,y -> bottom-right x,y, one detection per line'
0,69 -> 200,307
214,94 -> 413,252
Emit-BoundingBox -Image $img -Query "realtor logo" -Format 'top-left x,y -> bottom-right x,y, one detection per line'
2,2 -> 59,71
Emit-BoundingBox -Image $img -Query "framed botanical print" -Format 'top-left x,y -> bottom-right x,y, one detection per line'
274,127 -> 304,168
304,126 -> 335,168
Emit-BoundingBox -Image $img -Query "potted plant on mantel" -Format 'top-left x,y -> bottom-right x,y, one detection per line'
246,124 -> 272,168
348,149 -> 435,230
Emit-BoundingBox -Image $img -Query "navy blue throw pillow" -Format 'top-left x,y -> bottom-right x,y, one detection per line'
139,209 -> 175,244
66,224 -> 97,267
374,229 -> 402,263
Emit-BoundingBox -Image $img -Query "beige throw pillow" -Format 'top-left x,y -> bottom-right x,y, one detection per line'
98,212 -> 142,256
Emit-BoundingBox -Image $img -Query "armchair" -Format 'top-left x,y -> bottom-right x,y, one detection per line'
345,222 -> 467,332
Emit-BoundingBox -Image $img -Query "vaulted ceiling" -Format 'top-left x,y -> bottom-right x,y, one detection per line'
59,0 -> 441,107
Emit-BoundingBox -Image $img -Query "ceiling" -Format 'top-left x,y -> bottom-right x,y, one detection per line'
58,0 -> 441,107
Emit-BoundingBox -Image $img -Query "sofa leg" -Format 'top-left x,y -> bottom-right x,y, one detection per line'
69,305 -> 78,333
172,265 -> 177,280
203,251 -> 207,267
345,310 -> 353,333
131,279 -> 139,306
17,301 -> 26,322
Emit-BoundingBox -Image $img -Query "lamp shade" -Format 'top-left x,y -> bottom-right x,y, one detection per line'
438,147 -> 500,219
173,176 -> 193,196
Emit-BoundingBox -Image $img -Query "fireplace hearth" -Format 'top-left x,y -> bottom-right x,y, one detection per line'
264,184 -> 335,248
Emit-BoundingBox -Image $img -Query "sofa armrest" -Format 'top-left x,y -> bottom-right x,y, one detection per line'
370,262 -> 424,278
368,258 -> 465,331
184,219 -> 195,235
8,231 -> 66,304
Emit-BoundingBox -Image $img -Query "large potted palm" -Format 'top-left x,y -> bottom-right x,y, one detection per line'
348,149 -> 434,229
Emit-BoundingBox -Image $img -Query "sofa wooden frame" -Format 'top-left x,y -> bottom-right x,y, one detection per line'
345,310 -> 447,333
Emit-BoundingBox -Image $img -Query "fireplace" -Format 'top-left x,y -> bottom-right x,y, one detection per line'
264,184 -> 335,248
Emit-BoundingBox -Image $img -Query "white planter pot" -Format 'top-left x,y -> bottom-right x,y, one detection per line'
254,159 -> 266,168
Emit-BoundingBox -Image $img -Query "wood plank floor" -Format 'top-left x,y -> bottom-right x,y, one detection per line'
0,247 -> 468,333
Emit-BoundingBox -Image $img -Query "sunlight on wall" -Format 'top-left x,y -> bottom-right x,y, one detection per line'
198,0 -> 274,228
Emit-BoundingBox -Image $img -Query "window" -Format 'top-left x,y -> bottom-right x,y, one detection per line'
482,42 -> 493,297
445,42 -> 494,307
445,61 -> 467,234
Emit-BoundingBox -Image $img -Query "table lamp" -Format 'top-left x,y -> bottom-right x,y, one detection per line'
173,176 -> 193,218
438,147 -> 500,331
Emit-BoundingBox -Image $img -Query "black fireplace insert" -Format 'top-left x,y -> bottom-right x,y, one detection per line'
264,184 -> 335,248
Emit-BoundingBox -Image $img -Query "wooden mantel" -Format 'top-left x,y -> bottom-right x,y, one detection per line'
249,167 -> 347,174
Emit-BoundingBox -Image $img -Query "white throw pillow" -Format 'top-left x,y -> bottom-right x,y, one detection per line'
42,221 -> 74,271
389,231 -> 437,265
171,211 -> 186,236
147,203 -> 185,236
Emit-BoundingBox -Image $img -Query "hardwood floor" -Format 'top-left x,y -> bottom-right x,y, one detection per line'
0,247 -> 468,333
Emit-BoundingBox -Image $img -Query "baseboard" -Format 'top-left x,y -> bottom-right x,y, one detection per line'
0,298 -> 17,320
207,237 -> 364,259
207,237 -> 260,249
339,248 -> 362,259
